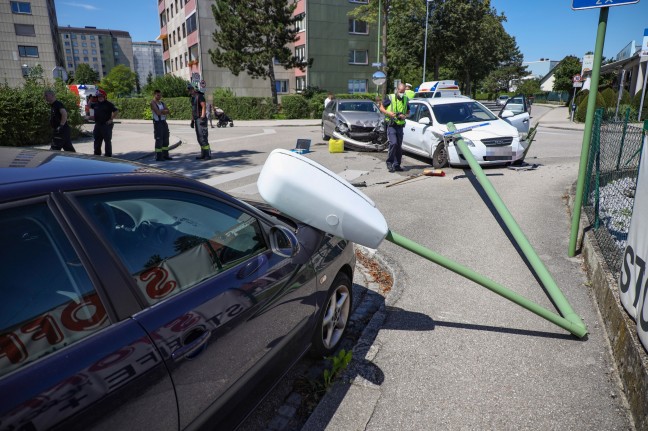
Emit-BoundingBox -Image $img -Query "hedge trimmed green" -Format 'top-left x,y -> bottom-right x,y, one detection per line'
281,95 -> 310,119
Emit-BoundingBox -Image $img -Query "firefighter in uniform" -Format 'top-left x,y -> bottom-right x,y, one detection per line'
44,89 -> 76,152
151,89 -> 173,161
379,83 -> 410,172
91,89 -> 118,157
187,83 -> 211,160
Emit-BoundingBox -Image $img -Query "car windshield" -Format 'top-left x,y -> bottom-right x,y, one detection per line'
432,102 -> 497,124
338,101 -> 378,113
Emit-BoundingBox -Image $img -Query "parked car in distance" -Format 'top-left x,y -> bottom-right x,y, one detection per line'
402,97 -> 531,168
321,99 -> 387,151
0,148 -> 355,431
496,95 -> 510,106
498,94 -> 531,136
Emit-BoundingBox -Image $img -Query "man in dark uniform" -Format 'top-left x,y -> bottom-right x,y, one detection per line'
92,89 -> 118,157
187,83 -> 211,160
44,90 -> 75,152
151,89 -> 173,161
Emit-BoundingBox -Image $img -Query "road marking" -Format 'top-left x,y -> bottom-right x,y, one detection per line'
216,168 -> 369,196
210,129 -> 276,144
200,165 -> 263,186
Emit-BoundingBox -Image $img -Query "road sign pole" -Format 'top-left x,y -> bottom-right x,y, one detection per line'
569,6 -> 609,257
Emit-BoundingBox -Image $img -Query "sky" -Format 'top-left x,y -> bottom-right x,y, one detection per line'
54,0 -> 648,62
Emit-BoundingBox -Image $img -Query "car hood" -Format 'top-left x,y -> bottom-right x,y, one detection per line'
337,111 -> 382,126
433,119 -> 517,141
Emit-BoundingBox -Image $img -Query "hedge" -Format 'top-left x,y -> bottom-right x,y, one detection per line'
281,95 -> 310,119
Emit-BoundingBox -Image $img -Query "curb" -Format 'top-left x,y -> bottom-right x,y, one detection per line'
568,182 -> 648,431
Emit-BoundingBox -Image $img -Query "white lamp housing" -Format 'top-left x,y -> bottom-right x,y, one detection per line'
257,149 -> 388,249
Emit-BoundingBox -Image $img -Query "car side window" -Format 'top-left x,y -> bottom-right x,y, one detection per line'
502,95 -> 526,115
407,103 -> 419,121
0,203 -> 110,378
417,104 -> 431,122
76,190 -> 268,306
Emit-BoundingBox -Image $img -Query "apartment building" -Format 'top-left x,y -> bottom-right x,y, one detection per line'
133,41 -> 164,87
157,0 -> 377,100
0,0 -> 64,87
59,26 -> 134,80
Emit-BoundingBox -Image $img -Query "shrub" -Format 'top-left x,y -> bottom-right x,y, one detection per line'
281,95 -> 310,119
112,97 -> 191,120
575,91 -> 605,122
601,87 -> 616,107
213,87 -> 236,98
631,91 -> 648,121
216,97 -> 276,120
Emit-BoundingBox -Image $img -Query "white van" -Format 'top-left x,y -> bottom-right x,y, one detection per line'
415,80 -> 462,98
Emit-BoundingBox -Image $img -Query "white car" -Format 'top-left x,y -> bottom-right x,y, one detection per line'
496,95 -> 510,106
402,97 -> 531,168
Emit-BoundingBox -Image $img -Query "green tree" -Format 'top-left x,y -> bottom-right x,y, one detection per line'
552,56 -> 581,95
143,74 -> 190,98
209,0 -> 310,105
146,71 -> 153,88
517,78 -> 541,97
135,72 -> 141,94
74,63 -> 99,84
100,65 -> 137,97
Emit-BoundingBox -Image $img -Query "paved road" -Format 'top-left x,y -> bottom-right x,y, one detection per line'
65,106 -> 633,430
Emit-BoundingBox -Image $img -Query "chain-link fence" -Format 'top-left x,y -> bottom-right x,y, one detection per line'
582,108 -> 647,276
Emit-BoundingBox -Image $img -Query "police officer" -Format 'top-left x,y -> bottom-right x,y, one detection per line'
404,83 -> 415,100
187,83 -> 211,160
44,90 -> 75,152
151,89 -> 173,161
92,89 -> 118,157
379,83 -> 410,172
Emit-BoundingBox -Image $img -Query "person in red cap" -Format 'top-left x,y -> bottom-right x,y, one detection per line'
91,89 -> 118,157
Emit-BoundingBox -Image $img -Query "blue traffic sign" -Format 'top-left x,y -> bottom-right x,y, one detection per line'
572,0 -> 639,10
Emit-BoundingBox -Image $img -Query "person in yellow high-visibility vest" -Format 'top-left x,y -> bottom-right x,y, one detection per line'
379,83 -> 410,172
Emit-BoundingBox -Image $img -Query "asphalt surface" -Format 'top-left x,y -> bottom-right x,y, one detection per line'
49,105 -> 635,430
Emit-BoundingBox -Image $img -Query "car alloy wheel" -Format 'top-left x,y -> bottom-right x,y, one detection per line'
311,272 -> 352,357
432,144 -> 449,168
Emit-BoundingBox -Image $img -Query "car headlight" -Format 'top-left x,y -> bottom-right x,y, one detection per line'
337,123 -> 349,133
455,137 -> 474,147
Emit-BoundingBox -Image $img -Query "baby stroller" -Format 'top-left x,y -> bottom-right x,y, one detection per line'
214,107 -> 234,128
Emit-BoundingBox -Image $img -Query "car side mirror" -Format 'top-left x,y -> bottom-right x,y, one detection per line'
500,110 -> 514,119
269,225 -> 299,257
418,117 -> 431,125
257,149 -> 388,248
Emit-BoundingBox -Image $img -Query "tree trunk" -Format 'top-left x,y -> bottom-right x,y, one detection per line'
268,61 -> 278,106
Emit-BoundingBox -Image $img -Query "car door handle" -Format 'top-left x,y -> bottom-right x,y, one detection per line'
171,329 -> 210,361
523,119 -> 529,123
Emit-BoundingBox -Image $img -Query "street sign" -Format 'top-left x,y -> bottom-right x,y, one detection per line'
371,62 -> 383,67
572,0 -> 639,10
573,74 -> 582,82
573,82 -> 583,88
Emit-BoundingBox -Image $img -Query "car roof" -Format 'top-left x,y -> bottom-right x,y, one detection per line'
409,97 -> 479,106
0,147 -> 167,186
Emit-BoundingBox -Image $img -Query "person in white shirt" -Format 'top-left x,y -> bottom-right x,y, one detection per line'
324,92 -> 335,108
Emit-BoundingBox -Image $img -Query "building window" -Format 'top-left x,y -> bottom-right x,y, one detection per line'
182,23 -> 186,38
64,41 -> 70,46
65,49 -> 71,54
173,30 -> 176,44
296,76 -> 306,92
276,80 -> 289,94
80,35 -> 86,40
186,14 -> 197,34
66,56 -> 72,61
10,1 -> 31,14
74,56 -> 80,61
348,79 -> 368,93
349,19 -> 368,34
73,41 -> 78,46
68,63 -> 73,68
295,13 -> 305,32
90,35 -> 95,40
82,42 -> 87,47
93,57 -> 98,62
295,45 -> 305,62
177,26 -> 181,40
14,24 -> 36,37
71,34 -> 76,39
170,3 -> 174,17
64,34 -> 69,39
83,57 -> 89,61
74,49 -> 79,54
83,49 -> 88,55
348,50 -> 368,65
91,42 -> 96,47
18,45 -> 39,58
92,49 -> 97,55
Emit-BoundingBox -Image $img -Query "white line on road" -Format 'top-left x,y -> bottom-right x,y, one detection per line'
210,129 -> 276,144
200,165 -> 263,187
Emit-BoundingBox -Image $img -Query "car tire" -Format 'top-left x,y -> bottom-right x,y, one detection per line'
310,272 -> 352,358
321,123 -> 330,141
432,144 -> 449,168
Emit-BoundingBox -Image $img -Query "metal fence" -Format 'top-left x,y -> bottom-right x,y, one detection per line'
582,108 -> 647,276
